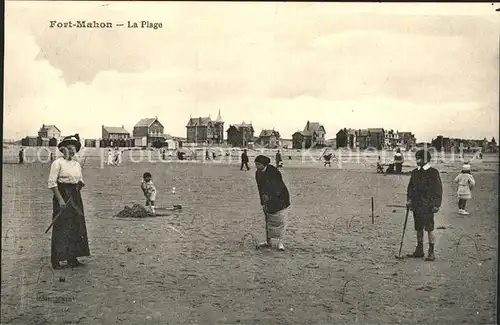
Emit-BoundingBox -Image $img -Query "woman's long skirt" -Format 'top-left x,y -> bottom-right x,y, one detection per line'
266,207 -> 288,239
51,183 -> 90,263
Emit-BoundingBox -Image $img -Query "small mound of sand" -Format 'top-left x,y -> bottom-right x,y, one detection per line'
114,204 -> 153,218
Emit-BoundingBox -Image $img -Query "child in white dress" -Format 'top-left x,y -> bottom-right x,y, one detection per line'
454,163 -> 475,215
106,149 -> 114,166
115,150 -> 122,166
141,172 -> 157,215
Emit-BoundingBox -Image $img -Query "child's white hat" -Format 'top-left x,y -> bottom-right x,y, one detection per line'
462,164 -> 471,171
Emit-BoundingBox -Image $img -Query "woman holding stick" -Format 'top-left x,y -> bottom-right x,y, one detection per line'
255,155 -> 290,251
47,134 -> 90,269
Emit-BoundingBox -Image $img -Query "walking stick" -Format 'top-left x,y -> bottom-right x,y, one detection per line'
395,206 -> 410,259
45,157 -> 86,234
319,148 -> 327,161
45,197 -> 73,234
264,205 -> 269,241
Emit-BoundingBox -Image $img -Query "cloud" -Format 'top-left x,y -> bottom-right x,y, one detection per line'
4,2 -> 499,142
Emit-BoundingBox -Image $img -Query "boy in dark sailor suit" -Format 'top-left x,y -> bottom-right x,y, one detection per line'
406,149 -> 442,261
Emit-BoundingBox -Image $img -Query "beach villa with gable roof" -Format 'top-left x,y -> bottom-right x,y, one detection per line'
336,128 -> 357,149
292,121 -> 326,149
226,121 -> 255,147
38,124 -> 61,141
102,125 -> 130,140
367,128 -> 385,150
257,129 -> 281,148
185,109 -> 225,144
355,129 -> 370,149
133,117 -> 165,145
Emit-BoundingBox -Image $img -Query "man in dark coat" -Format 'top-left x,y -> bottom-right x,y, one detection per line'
255,155 -> 290,250
19,148 -> 24,164
275,150 -> 283,168
240,149 -> 250,171
406,149 -> 442,261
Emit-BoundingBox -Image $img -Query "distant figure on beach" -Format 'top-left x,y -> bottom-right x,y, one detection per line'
240,149 -> 250,171
50,152 -> 54,162
454,163 -> 475,215
376,156 -> 384,173
48,134 -> 89,269
394,148 -> 404,174
323,153 -> 332,167
177,150 -> 186,160
205,149 -> 210,160
18,148 -> 24,164
115,149 -> 122,166
106,149 -> 114,166
276,150 -> 283,168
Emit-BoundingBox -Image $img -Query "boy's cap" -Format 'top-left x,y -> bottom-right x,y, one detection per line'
143,172 -> 152,177
415,149 -> 432,162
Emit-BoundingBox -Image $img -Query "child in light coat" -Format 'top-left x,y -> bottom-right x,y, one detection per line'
106,149 -> 114,166
141,172 -> 157,215
114,149 -> 123,166
454,164 -> 475,215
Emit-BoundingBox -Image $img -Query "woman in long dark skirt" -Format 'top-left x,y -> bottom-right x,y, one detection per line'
48,134 -> 90,269
254,155 -> 290,251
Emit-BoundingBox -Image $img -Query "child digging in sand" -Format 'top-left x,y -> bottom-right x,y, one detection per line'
454,163 -> 475,215
141,172 -> 157,215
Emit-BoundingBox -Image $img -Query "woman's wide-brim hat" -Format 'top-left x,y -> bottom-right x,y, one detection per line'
58,134 -> 81,152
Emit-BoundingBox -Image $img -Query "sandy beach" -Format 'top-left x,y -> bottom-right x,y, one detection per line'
1,150 -> 497,324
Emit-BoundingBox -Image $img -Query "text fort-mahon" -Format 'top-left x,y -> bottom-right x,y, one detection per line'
49,21 -> 163,29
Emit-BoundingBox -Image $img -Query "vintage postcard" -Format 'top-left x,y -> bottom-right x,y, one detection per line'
2,2 -> 499,324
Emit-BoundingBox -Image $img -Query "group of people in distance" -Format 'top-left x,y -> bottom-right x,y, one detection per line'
106,148 -> 123,166
18,147 -> 54,164
377,148 -> 405,174
240,149 -> 284,171
44,132 -> 477,268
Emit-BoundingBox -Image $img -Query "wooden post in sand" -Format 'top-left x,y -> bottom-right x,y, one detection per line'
371,197 -> 374,224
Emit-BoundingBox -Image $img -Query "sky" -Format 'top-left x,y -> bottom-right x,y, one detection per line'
4,2 -> 499,142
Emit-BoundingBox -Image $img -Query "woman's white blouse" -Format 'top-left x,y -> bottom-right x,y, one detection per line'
48,158 -> 84,188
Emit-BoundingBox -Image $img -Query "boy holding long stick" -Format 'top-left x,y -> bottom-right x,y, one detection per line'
406,149 -> 442,261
